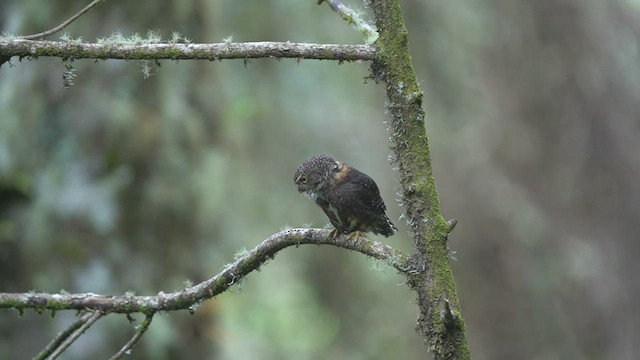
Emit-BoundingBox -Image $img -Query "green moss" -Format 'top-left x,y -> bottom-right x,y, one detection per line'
371,0 -> 470,358
165,48 -> 185,60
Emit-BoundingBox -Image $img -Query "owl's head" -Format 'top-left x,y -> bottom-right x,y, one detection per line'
294,154 -> 341,199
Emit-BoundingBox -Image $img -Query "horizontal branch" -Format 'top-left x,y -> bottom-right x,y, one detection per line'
0,228 -> 411,314
0,40 -> 376,62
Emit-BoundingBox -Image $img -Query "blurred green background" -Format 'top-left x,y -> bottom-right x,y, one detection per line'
1,0 -> 639,359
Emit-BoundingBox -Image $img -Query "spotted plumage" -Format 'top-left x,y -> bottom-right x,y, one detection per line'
294,155 -> 397,237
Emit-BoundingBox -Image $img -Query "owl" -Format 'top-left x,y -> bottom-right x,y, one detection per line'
294,154 -> 397,238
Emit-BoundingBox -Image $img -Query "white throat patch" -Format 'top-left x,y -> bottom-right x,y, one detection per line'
304,191 -> 318,201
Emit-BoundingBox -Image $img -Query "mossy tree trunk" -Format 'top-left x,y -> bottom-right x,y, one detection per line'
370,1 -> 471,358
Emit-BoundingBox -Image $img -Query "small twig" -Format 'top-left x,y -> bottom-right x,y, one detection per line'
46,311 -> 104,359
447,218 -> 458,231
109,313 -> 154,360
319,0 -> 379,43
34,311 -> 94,360
20,0 -> 106,40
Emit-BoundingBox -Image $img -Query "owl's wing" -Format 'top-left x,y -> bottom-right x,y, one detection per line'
324,168 -> 396,236
344,169 -> 387,212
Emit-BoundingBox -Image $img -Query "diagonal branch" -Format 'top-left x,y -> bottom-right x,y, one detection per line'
109,313 -> 154,360
34,311 -> 95,360
319,0 -> 379,43
0,228 -> 411,314
0,40 -> 376,62
46,311 -> 104,359
20,0 -> 106,40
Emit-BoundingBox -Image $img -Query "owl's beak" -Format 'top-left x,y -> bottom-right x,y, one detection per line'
296,184 -> 305,193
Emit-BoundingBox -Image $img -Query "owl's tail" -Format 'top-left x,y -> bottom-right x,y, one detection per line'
378,216 -> 397,237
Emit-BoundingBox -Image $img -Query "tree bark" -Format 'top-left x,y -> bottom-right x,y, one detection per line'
0,40 -> 375,63
370,0 -> 471,358
0,228 -> 410,314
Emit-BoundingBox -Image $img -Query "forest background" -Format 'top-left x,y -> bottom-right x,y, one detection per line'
1,0 -> 639,359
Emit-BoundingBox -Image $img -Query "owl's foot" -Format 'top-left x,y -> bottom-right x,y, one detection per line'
346,231 -> 366,241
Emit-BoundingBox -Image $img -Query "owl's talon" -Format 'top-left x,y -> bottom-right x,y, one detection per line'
346,231 -> 366,241
328,229 -> 339,239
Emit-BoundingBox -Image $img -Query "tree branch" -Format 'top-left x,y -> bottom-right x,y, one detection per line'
0,228 -> 411,314
46,311 -> 104,359
109,313 -> 154,360
319,0 -> 379,43
0,40 -> 376,62
20,0 -> 106,40
34,311 -> 95,360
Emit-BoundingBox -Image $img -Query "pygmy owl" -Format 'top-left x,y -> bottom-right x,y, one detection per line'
294,155 -> 397,238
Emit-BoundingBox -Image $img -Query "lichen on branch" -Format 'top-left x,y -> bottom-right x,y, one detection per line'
0,228 -> 411,314
0,39 -> 376,63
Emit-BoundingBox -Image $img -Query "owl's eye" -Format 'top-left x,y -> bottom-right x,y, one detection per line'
299,177 -> 308,184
